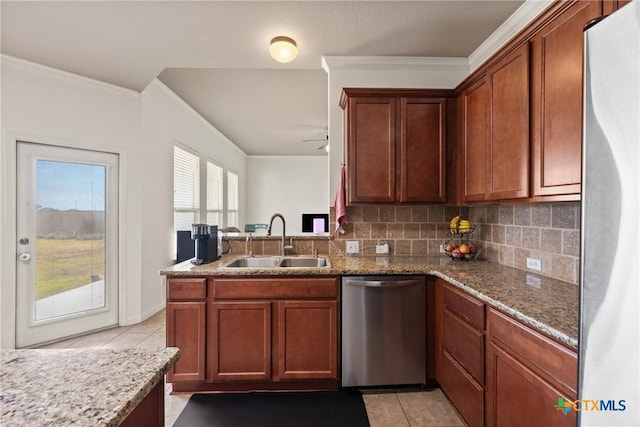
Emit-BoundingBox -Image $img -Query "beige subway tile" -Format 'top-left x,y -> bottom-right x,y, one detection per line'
395,240 -> 412,255
499,206 -> 514,225
371,223 -> 388,238
552,203 -> 578,229
492,225 -> 506,244
388,223 -> 404,239
412,206 -> 430,222
396,206 -> 412,222
347,205 -> 363,223
505,226 -> 522,247
412,239 -> 429,255
362,206 -> 379,222
428,206 -> 445,222
421,223 -> 437,239
540,228 -> 562,254
552,255 -> 578,284
514,205 -> 531,226
313,240 -> 329,255
522,227 -> 540,250
531,204 -> 551,227
354,223 -> 372,238
563,230 -> 580,257
379,206 -> 395,222
513,248 -> 530,270
487,206 -> 499,224
499,245 -> 514,266
486,243 -> 500,262
404,223 -> 420,238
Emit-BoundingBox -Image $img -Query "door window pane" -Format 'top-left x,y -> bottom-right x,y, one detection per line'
34,160 -> 106,321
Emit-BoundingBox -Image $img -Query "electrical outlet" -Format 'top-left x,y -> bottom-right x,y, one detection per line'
526,274 -> 542,288
346,240 -> 360,254
526,257 -> 542,271
439,244 -> 446,253
376,242 -> 389,254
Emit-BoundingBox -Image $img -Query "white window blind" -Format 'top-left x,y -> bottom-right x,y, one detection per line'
227,171 -> 239,227
174,146 -> 200,231
206,161 -> 224,226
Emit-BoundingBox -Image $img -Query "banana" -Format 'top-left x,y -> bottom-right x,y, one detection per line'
449,215 -> 460,233
458,219 -> 475,234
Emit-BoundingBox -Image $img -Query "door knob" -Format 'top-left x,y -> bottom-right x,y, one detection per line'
18,252 -> 31,262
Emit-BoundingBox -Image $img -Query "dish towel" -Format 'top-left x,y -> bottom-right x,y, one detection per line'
334,165 -> 347,233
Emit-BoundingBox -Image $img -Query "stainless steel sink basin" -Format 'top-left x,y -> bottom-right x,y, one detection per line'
220,255 -> 331,269
278,257 -> 330,268
222,256 -> 281,268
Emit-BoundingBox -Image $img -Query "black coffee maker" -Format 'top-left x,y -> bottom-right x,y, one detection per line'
191,224 -> 220,265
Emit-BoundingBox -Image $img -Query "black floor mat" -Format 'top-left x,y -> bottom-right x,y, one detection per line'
172,390 -> 370,427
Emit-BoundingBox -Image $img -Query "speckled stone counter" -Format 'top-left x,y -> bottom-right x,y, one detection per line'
161,255 -> 578,349
0,347 -> 179,426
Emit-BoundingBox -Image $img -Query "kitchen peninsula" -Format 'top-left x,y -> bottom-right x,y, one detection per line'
0,347 -> 179,426
162,254 -> 579,426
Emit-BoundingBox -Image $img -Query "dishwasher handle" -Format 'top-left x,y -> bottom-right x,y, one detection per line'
345,278 -> 421,288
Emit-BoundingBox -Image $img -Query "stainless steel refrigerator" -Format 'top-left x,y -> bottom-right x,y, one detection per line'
580,2 -> 640,425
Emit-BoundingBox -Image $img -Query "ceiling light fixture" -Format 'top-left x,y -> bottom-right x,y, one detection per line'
269,36 -> 298,63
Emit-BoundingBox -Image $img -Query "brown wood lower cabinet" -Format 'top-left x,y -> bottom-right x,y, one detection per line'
485,308 -> 577,427
436,280 -> 578,427
167,275 -> 339,392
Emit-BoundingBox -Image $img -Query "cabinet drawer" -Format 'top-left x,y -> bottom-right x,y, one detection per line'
443,308 -> 484,384
213,277 -> 338,300
487,308 -> 577,395
443,284 -> 485,330
440,351 -> 484,427
167,278 -> 207,300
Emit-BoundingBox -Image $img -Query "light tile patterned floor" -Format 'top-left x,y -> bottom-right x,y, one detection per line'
37,309 -> 465,426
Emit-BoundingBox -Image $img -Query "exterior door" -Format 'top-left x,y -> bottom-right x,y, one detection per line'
16,142 -> 119,348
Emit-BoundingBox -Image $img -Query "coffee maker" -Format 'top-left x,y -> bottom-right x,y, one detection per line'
191,224 -> 220,265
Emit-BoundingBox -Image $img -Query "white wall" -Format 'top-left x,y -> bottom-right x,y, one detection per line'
0,56 -> 247,348
246,155 -> 328,235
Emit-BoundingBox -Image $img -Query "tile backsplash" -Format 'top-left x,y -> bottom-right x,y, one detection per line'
330,202 -> 580,285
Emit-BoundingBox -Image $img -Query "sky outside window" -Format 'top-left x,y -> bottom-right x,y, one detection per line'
36,160 -> 106,211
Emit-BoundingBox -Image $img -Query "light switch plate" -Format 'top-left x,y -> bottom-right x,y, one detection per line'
346,240 -> 360,254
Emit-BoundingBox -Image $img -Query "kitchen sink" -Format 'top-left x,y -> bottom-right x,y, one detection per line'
220,255 -> 331,269
278,257 -> 330,268
222,256 -> 281,268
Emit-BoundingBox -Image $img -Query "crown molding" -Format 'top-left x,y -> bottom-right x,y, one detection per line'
468,0 -> 553,71
1,54 -> 140,98
322,56 -> 469,73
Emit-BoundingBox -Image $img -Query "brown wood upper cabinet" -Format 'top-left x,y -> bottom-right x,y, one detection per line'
459,43 -> 530,202
340,88 -> 449,204
531,1 -> 601,199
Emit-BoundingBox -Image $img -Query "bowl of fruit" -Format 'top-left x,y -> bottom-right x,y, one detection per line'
444,242 -> 478,261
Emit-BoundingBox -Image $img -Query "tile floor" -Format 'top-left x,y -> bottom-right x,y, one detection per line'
37,309 -> 465,426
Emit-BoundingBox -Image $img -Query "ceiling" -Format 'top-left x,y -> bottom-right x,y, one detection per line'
1,1 -> 524,156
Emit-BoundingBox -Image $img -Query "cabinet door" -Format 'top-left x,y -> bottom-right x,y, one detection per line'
460,77 -> 490,202
399,97 -> 447,202
166,301 -> 206,382
485,341 -> 576,427
345,96 -> 396,203
277,301 -> 338,380
488,43 -> 530,200
531,1 -> 601,198
208,301 -> 271,381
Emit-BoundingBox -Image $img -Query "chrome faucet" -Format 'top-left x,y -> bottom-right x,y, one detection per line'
246,233 -> 253,257
267,213 -> 287,256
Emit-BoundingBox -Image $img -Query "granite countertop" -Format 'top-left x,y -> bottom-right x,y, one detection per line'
161,255 -> 579,350
1,347 -> 179,426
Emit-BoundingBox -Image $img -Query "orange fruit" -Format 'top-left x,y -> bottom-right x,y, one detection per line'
459,244 -> 470,254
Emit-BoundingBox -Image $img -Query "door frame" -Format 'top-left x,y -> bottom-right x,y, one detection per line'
1,133 -> 128,349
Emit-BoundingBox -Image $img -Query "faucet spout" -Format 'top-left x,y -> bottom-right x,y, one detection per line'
267,213 -> 287,257
246,233 -> 253,257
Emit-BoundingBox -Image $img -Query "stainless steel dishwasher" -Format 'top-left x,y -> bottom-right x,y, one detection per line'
341,275 -> 426,387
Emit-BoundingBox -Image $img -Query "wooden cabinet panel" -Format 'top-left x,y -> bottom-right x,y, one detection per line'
167,277 -> 206,300
341,88 -> 451,204
460,77 -> 490,202
443,308 -> 484,384
486,341 -> 576,427
400,98 -> 447,202
277,301 -> 338,380
208,302 -> 271,381
213,277 -> 338,300
166,301 -> 206,382
531,1 -> 601,198
488,43 -> 530,200
443,283 -> 485,330
345,96 -> 396,203
488,308 -> 577,395
441,351 -> 484,427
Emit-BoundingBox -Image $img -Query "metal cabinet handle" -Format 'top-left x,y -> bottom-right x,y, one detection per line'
346,279 -> 420,288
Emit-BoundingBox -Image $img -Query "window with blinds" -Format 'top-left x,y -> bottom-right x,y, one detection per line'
227,171 -> 239,227
173,146 -> 200,231
207,161 -> 224,226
